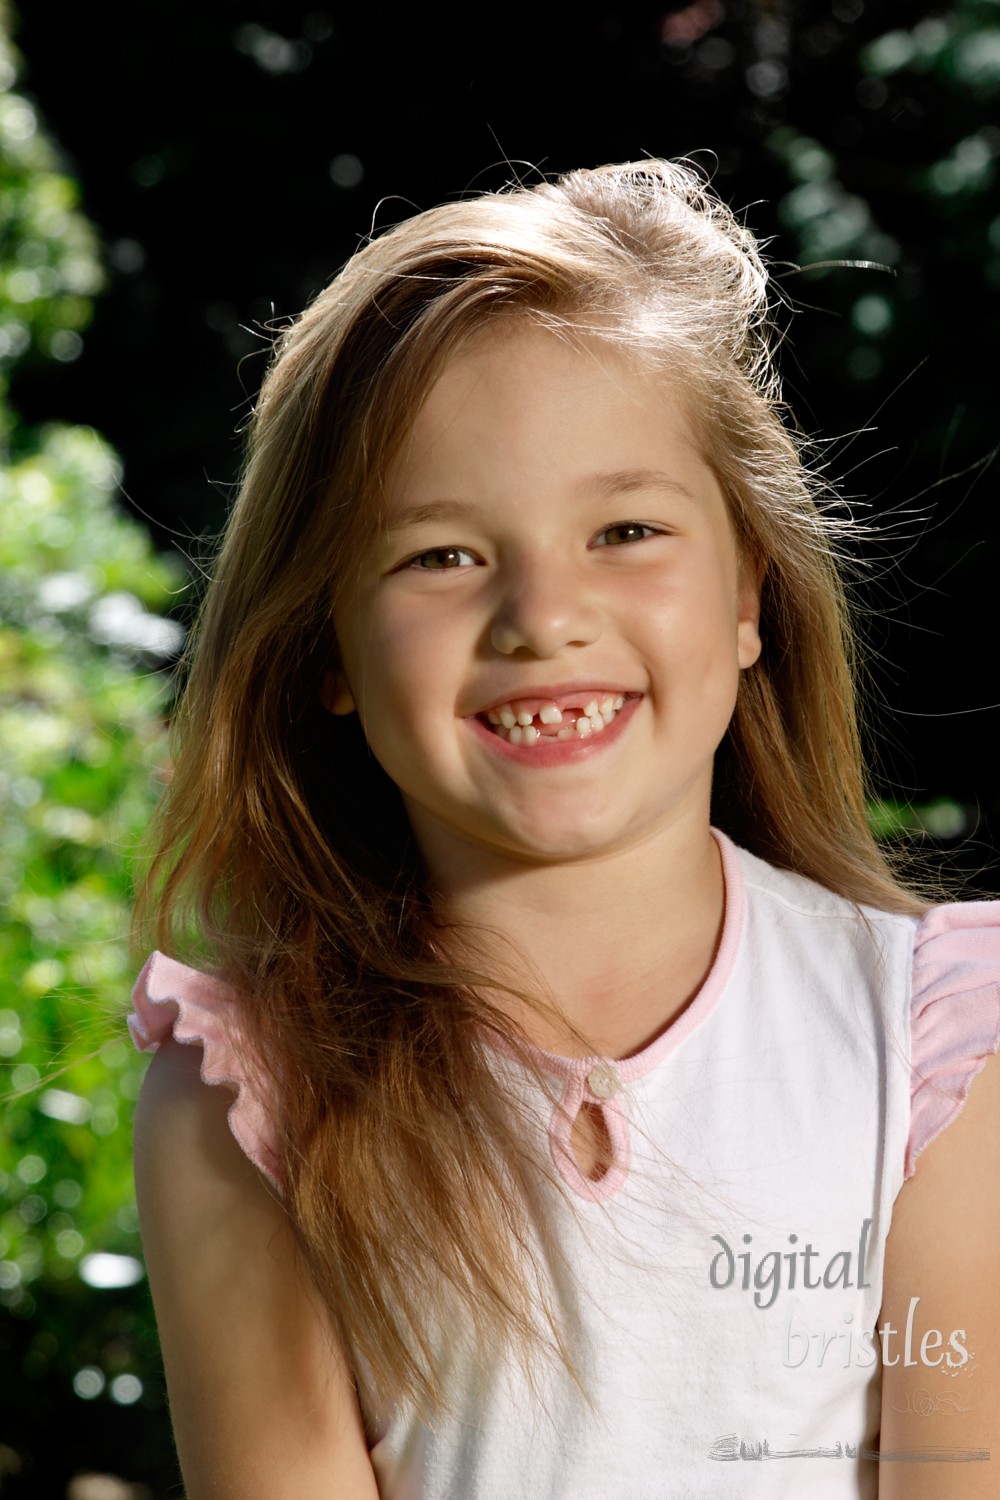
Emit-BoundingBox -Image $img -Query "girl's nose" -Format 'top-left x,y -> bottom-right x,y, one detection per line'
488,558 -> 602,658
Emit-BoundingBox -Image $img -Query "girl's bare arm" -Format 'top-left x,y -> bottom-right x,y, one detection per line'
877,1051 -> 1000,1497
133,1038 -> 380,1500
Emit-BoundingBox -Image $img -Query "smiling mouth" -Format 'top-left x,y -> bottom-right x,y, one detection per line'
478,694 -> 628,745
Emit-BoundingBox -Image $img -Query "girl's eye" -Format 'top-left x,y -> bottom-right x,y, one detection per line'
407,546 -> 477,570
593,522 -> 658,547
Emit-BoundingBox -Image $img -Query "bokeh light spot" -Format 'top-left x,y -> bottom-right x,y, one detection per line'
852,295 -> 892,336
72,1366 -> 105,1400
330,153 -> 364,189
109,1373 -> 143,1405
79,1252 -> 144,1288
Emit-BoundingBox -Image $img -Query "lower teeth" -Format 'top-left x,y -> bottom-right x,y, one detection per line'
497,711 -> 618,745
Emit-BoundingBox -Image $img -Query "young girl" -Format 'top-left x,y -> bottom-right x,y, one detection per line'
129,160 -> 1000,1499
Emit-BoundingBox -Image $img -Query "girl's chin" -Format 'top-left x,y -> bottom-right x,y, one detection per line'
409,800 -> 639,870
476,808 -> 644,866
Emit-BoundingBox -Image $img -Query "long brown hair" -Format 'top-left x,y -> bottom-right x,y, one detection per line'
135,159 -> 925,1416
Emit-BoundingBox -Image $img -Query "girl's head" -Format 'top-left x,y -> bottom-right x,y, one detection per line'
166,157 -> 909,923
324,317 -> 764,876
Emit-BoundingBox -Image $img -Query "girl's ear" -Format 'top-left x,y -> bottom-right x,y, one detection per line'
320,665 -> 356,716
736,554 -> 764,671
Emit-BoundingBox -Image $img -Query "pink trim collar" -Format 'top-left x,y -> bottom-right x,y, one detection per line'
501,828 -> 746,1202
519,827 -> 745,1086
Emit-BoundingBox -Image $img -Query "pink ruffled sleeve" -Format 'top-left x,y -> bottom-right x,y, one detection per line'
128,951 -> 283,1190
907,902 -> 1000,1178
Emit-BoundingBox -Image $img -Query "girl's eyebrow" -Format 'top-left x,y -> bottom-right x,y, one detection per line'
584,467 -> 698,500
386,469 -> 697,533
385,498 -> 478,533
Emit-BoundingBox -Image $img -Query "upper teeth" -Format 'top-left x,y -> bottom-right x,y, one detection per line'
484,694 -> 627,741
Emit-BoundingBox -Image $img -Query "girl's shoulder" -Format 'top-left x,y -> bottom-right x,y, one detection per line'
908,896 -> 1000,1178
879,907 -> 1000,1486
128,951 -> 283,1190
730,837 -> 1000,1180
130,964 -> 380,1498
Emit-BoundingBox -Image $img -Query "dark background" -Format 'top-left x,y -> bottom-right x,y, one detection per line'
13,0 -> 1000,886
3,4 -> 998,1493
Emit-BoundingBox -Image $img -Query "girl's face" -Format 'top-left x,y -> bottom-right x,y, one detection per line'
327,323 -> 761,878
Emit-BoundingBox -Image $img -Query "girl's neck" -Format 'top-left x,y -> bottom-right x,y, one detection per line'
426,814 -> 725,1060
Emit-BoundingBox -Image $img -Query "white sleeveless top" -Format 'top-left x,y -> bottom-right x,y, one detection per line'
129,833 -> 1000,1499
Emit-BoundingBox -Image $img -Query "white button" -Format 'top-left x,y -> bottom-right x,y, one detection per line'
587,1063 -> 621,1099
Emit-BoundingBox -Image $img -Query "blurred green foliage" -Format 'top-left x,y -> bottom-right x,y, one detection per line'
867,796 -> 968,842
0,8 -> 184,1490
0,18 -> 100,398
862,4 -> 1000,97
1,427 -> 183,1299
768,0 -> 1000,382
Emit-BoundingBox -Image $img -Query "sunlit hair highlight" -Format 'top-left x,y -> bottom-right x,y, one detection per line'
135,159 -> 926,1418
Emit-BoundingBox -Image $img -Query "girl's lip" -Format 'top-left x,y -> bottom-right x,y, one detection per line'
466,694 -> 641,765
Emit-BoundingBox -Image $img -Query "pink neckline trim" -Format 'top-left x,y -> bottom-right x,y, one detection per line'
495,828 -> 746,1203
515,827 -> 745,1086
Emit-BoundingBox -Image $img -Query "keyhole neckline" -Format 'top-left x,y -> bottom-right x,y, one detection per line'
508,827 -> 745,1202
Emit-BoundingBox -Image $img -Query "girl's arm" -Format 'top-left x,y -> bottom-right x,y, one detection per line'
133,1038 -> 381,1500
877,1051 -> 1000,1498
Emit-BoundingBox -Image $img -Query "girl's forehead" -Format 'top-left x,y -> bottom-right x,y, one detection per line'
423,319 -> 688,404
388,323 -> 708,497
